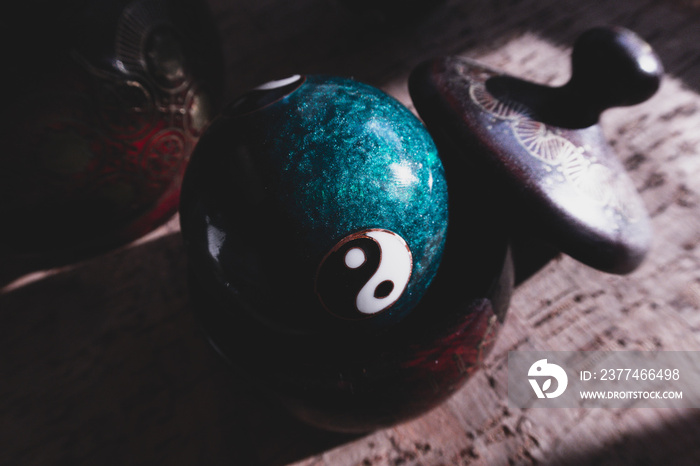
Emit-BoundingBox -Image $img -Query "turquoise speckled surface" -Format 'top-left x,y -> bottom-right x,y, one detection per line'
268,76 -> 447,322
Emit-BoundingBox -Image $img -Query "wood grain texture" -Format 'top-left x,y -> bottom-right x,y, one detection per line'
2,0 -> 700,465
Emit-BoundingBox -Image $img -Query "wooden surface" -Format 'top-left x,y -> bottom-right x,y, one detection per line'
3,0 -> 700,464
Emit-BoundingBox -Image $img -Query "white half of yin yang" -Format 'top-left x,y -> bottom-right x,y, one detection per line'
349,230 -> 412,315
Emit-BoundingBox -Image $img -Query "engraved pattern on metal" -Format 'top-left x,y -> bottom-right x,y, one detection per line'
468,78 -> 639,222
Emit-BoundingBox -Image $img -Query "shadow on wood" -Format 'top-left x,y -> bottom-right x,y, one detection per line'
547,408 -> 700,465
0,233 -> 361,465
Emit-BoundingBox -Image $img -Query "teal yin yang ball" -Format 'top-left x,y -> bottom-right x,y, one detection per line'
180,75 -> 449,334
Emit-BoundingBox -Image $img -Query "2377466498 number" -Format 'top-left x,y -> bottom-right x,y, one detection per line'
599,368 -> 680,381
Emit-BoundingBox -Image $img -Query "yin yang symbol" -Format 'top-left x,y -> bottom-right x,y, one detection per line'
315,229 -> 413,320
226,75 -> 306,116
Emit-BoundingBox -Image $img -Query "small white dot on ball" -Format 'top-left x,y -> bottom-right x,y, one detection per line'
345,247 -> 366,269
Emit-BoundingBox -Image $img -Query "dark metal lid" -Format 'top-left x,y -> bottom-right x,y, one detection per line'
408,26 -> 662,274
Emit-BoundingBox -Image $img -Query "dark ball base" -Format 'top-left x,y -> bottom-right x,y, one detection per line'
189,235 -> 513,433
